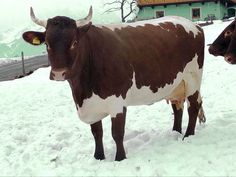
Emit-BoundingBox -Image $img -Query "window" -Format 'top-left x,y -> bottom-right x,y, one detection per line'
156,11 -> 164,18
192,8 -> 201,19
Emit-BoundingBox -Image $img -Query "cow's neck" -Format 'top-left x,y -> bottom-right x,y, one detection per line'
68,25 -> 133,107
68,35 -> 93,107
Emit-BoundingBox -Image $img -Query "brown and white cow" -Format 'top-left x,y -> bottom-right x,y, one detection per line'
209,20 -> 236,64
23,7 -> 205,161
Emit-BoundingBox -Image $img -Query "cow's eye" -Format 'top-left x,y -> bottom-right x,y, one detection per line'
70,40 -> 78,50
45,42 -> 51,50
224,31 -> 232,38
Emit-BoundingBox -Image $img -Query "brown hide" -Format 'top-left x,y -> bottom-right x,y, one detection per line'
69,23 -> 204,107
208,20 -> 236,64
208,20 -> 235,57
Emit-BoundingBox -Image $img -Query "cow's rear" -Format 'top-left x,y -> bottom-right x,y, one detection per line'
119,17 -> 205,137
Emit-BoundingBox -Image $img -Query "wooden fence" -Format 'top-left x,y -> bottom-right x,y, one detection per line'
0,53 -> 49,82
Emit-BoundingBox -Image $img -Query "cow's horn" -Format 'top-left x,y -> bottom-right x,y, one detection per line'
76,6 -> 93,27
30,7 -> 47,28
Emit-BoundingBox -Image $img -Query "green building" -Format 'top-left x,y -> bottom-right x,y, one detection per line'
137,0 -> 236,21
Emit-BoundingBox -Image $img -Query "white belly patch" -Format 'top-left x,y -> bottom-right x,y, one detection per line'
77,54 -> 202,124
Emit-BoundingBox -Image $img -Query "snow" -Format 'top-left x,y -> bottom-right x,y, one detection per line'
0,55 -> 33,67
1,20 -> 236,176
0,0 -> 132,58
0,58 -> 18,66
0,0 -> 119,33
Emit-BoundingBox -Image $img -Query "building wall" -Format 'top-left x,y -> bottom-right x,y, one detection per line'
228,6 -> 236,17
137,2 -> 227,21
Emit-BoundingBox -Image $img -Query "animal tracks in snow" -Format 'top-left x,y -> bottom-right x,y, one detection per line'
124,129 -> 184,154
125,130 -> 151,151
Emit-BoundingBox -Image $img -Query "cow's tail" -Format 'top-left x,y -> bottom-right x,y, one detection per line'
198,101 -> 206,124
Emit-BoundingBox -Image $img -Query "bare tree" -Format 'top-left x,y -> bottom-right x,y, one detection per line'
104,0 -> 137,22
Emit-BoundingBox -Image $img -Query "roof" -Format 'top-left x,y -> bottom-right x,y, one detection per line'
137,0 -> 235,7
228,5 -> 236,9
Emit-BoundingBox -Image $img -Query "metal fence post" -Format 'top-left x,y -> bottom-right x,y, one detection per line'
21,51 -> 26,76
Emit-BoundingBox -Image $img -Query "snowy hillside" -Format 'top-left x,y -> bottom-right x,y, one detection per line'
0,0 -> 135,58
1,20 -> 236,176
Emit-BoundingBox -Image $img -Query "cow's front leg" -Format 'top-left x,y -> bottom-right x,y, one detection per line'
90,121 -> 105,160
111,107 -> 127,161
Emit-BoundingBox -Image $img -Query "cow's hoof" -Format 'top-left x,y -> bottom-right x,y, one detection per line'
94,154 -> 105,160
115,156 -> 126,161
182,133 -> 194,140
172,129 -> 182,134
115,152 -> 126,161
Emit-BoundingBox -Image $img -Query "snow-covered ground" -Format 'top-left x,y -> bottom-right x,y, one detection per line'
0,56 -> 33,67
1,20 -> 236,176
0,58 -> 18,66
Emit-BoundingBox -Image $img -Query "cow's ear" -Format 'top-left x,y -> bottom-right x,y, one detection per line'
22,31 -> 45,45
78,22 -> 92,36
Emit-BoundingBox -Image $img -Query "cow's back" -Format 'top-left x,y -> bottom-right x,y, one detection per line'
85,16 -> 204,106
118,17 -> 205,96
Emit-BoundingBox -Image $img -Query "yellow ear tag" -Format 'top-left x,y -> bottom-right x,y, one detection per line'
32,37 -> 41,45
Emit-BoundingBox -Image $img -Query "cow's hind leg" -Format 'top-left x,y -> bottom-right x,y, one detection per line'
111,107 -> 127,161
91,121 -> 105,160
184,91 -> 201,138
198,103 -> 206,124
172,101 -> 184,134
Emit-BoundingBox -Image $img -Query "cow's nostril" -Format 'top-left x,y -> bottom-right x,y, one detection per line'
208,46 -> 213,54
50,68 -> 68,81
225,55 -> 233,64
208,45 -> 215,54
50,71 -> 55,80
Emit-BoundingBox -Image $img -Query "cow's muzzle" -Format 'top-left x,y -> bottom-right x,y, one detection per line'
208,44 -> 226,57
224,54 -> 236,64
50,68 -> 69,81
208,45 -> 218,56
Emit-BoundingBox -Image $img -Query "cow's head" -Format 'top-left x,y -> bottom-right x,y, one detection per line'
22,7 -> 93,80
208,20 -> 236,64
